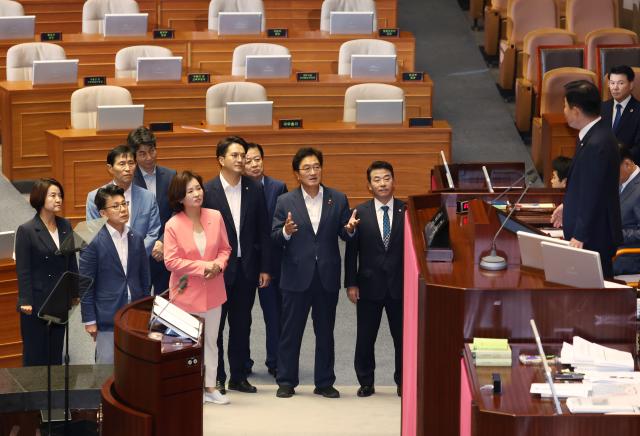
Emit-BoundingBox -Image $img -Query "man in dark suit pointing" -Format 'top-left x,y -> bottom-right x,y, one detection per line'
344,161 -> 404,397
551,80 -> 622,277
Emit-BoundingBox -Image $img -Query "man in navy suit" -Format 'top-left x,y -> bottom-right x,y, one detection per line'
128,127 -> 177,294
272,147 -> 359,399
80,184 -> 151,364
614,143 -> 640,275
203,136 -> 271,394
86,145 -> 161,258
344,161 -> 404,397
244,142 -> 288,377
601,65 -> 640,164
551,80 -> 622,277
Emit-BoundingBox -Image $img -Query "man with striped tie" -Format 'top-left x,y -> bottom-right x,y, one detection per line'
344,161 -> 405,398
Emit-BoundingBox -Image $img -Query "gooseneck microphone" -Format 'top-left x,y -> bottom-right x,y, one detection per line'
490,168 -> 537,205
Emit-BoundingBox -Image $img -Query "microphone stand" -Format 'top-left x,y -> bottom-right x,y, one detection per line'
490,168 -> 536,205
479,179 -> 534,271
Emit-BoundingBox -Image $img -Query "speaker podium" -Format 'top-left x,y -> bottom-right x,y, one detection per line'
101,297 -> 204,436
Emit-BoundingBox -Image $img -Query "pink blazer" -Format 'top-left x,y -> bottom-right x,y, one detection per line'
163,208 -> 231,313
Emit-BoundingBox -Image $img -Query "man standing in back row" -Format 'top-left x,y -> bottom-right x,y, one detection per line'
551,80 -> 622,277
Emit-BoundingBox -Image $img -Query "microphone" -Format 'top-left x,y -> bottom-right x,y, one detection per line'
490,168 -> 538,205
482,166 -> 494,193
148,275 -> 188,330
479,171 -> 538,271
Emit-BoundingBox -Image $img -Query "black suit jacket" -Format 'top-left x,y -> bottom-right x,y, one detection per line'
133,165 -> 177,237
344,198 -> 405,300
272,185 -> 354,293
614,172 -> 640,274
262,175 -> 287,277
15,214 -> 78,311
601,96 -> 640,163
563,119 -> 623,259
203,175 -> 271,284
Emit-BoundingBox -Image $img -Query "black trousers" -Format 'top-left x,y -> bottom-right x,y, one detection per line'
354,295 -> 403,387
276,267 -> 339,389
20,312 -> 65,366
216,262 -> 257,383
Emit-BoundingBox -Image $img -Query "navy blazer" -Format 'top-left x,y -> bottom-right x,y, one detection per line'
133,165 -> 177,237
272,185 -> 354,293
613,172 -> 640,275
202,175 -> 271,284
563,119 -> 623,259
15,214 -> 78,311
79,226 -> 150,331
344,198 -> 405,300
262,175 -> 287,277
601,96 -> 640,163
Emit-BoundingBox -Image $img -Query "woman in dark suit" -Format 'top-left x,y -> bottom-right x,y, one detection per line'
15,178 -> 77,366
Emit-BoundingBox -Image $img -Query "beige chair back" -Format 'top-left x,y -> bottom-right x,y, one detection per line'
320,0 -> 377,32
338,39 -> 396,75
0,0 -> 24,16
231,43 -> 290,76
82,0 -> 140,34
539,67 -> 597,114
70,85 -> 133,128
208,0 -> 265,31
566,0 -> 617,43
584,27 -> 638,72
6,42 -> 66,81
115,45 -> 173,78
343,83 -> 404,122
205,82 -> 267,124
506,0 -> 557,44
522,28 -> 575,87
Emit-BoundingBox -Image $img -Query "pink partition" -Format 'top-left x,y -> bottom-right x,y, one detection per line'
401,214 -> 419,436
460,358 -> 472,436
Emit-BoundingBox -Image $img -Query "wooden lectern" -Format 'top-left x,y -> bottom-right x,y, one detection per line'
101,297 -> 204,436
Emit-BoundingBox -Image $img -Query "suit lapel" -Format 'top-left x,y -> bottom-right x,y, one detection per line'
126,231 -> 135,277
129,185 -> 140,229
133,167 -> 147,189
621,172 -> 640,203
34,215 -> 58,253
317,186 -> 332,235
291,188 -> 313,232
619,97 -> 639,132
101,227 -> 126,277
211,177 -> 234,231
389,199 -> 405,247
239,177 -> 249,232
366,200 -> 385,250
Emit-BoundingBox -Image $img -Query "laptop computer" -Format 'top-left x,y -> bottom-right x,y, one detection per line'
0,231 -> 15,260
517,231 -> 570,270
136,56 -> 182,81
355,99 -> 403,125
225,101 -> 273,126
0,16 -> 35,40
351,54 -> 397,80
245,55 -> 291,78
96,104 -> 144,131
32,59 -> 79,85
103,13 -> 148,36
540,242 -> 630,288
218,12 -> 262,35
329,11 -> 374,34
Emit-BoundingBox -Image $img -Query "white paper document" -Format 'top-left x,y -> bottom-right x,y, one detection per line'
560,337 -> 634,371
566,394 -> 640,414
530,382 -> 592,398
152,296 -> 202,342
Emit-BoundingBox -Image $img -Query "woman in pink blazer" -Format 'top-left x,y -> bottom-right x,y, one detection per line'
164,170 -> 232,405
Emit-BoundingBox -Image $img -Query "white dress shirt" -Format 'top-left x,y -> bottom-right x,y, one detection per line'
48,228 -> 60,250
141,166 -> 157,197
374,197 -> 394,240
578,116 -> 602,143
283,186 -> 324,240
611,95 -> 632,128
220,174 -> 242,257
621,166 -> 640,193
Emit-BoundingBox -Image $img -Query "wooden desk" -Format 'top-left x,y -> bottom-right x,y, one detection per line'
45,122 -> 451,221
541,113 -> 578,185
20,0 -> 398,33
0,259 -> 21,367
0,74 -> 432,181
0,30 -> 415,80
462,343 -> 640,435
403,193 -> 637,436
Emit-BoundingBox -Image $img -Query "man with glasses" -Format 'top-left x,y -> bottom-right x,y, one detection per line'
86,145 -> 161,258
128,127 -> 177,294
203,136 -> 271,394
80,184 -> 150,363
272,147 -> 360,399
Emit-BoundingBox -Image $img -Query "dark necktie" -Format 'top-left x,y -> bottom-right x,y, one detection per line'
613,103 -> 623,131
381,205 -> 390,249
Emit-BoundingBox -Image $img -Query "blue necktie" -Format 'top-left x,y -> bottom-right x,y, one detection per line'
613,103 -> 623,131
381,205 -> 390,249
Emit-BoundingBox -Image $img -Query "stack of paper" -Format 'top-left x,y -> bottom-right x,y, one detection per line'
530,382 -> 592,398
566,394 -> 640,414
560,336 -> 634,372
471,337 -> 512,366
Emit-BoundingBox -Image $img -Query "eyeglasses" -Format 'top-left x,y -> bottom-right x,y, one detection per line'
104,201 -> 129,211
299,165 -> 322,173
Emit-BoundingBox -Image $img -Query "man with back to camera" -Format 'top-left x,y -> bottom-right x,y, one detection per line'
601,65 -> 640,163
86,145 -> 161,258
243,142 -> 288,377
551,80 -> 622,278
272,147 -> 360,399
128,126 -> 177,294
344,161 -> 405,398
613,143 -> 640,276
80,184 -> 151,363
203,136 -> 271,394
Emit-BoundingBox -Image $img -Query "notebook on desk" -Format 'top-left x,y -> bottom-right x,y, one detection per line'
32,59 -> 79,85
136,57 -> 182,81
225,101 -> 272,126
217,12 -> 262,35
350,54 -> 397,80
517,231 -> 569,270
0,16 -> 35,39
355,99 -> 403,125
96,104 -> 144,131
329,11 -> 374,34
245,55 -> 291,78
103,13 -> 148,36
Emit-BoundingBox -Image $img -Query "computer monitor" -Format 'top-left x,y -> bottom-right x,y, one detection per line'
355,99 -> 403,125
0,231 -> 15,260
351,54 -> 397,80
245,55 -> 291,79
329,11 -> 374,34
103,13 -> 148,36
32,59 -> 79,85
96,104 -> 144,131
517,231 -> 570,270
225,101 -> 272,126
136,56 -> 182,81
0,16 -> 35,40
217,12 -> 262,35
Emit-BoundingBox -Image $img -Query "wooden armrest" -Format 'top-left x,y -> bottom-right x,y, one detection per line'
613,248 -> 640,261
